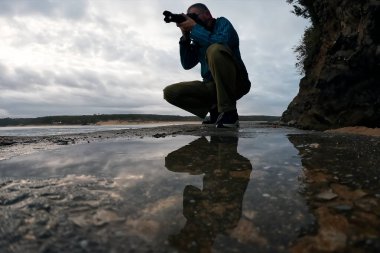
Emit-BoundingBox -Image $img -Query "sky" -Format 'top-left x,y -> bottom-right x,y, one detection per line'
0,0 -> 310,118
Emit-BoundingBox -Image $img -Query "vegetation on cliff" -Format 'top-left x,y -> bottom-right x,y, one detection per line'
287,0 -> 320,74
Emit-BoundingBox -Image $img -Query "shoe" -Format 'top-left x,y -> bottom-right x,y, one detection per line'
216,110 -> 239,128
202,105 -> 219,124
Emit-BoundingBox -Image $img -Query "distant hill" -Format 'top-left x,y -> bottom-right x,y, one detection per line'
239,115 -> 280,122
0,114 -> 280,126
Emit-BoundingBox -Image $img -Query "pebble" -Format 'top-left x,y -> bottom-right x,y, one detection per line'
80,240 -> 89,248
309,143 -> 320,148
316,190 -> 338,201
331,204 -> 353,211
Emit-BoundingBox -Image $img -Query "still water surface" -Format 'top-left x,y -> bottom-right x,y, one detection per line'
1,132 -> 378,252
0,133 -> 310,252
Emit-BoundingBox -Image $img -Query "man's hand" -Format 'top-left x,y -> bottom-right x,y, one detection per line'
177,14 -> 197,33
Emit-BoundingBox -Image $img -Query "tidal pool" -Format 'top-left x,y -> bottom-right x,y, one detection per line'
0,132 -> 379,252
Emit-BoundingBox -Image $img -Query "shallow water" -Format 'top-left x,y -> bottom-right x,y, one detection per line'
0,131 -> 379,252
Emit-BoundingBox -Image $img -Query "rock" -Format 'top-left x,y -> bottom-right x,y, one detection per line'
53,139 -> 69,145
281,1 -> 380,130
93,209 -> 124,226
316,190 -> 338,201
152,133 -> 166,138
0,140 -> 16,146
331,204 -> 353,212
229,218 -> 268,246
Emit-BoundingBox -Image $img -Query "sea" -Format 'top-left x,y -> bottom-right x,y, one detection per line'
0,123 -> 186,137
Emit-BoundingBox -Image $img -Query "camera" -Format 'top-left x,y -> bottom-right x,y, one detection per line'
163,10 -> 198,24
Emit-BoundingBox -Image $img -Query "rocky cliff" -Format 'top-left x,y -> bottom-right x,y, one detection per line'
281,0 -> 380,130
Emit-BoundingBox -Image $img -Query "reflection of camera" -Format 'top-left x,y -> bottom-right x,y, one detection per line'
163,10 -> 198,23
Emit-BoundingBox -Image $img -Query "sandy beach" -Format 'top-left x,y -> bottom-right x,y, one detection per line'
325,126 -> 380,137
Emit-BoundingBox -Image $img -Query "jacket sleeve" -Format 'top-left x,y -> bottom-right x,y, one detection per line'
179,38 -> 199,70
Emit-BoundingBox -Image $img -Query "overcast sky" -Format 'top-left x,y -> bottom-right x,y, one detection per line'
0,0 -> 309,118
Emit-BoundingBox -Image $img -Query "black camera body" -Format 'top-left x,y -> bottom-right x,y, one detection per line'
163,10 -> 198,24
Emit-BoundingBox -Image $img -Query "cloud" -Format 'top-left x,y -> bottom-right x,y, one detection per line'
0,0 -> 88,19
0,0 -> 309,118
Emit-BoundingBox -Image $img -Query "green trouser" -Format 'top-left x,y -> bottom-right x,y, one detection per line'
163,44 -> 250,119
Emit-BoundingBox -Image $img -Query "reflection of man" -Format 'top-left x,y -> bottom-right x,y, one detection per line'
165,136 -> 252,252
163,3 -> 251,128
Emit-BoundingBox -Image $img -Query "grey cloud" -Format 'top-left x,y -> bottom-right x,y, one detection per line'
0,65 -> 13,89
0,1 -> 309,118
0,62 -> 168,117
0,65 -> 44,91
0,0 -> 88,19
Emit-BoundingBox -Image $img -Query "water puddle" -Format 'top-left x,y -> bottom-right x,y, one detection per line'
0,132 -> 379,252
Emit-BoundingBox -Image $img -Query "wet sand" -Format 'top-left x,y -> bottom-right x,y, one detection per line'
0,124 -> 201,161
0,122 -> 379,253
326,126 -> 380,137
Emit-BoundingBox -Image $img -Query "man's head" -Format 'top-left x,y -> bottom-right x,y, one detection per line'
187,3 -> 214,29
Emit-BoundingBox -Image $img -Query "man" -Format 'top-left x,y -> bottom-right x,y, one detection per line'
163,3 -> 251,128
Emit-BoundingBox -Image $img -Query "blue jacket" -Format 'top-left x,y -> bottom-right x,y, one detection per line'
179,17 -> 250,83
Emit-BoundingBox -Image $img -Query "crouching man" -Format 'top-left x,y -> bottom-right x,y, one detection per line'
163,3 -> 251,128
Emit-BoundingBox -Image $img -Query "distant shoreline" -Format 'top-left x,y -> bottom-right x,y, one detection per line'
0,121 -> 198,128
0,114 -> 281,127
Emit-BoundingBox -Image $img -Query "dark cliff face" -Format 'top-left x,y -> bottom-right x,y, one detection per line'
281,0 -> 380,130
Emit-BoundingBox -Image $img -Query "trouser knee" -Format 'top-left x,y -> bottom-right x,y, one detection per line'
163,85 -> 175,103
163,83 -> 183,105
